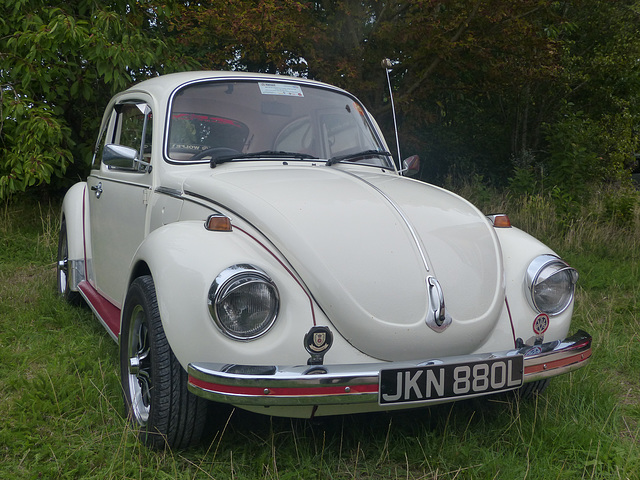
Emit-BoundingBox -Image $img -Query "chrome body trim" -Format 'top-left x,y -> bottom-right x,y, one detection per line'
525,255 -> 578,315
207,264 -> 280,341
155,186 -> 184,198
340,169 -> 430,272
188,330 -> 591,406
163,77 -> 391,169
68,259 -> 85,291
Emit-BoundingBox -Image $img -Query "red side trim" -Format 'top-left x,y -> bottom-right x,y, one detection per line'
81,185 -> 89,279
78,280 -> 121,338
504,297 -> 517,347
189,377 -> 379,397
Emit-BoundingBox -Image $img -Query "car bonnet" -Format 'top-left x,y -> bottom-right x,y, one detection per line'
183,165 -> 505,361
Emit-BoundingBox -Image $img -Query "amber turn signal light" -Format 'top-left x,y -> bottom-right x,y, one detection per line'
487,214 -> 512,228
205,214 -> 232,232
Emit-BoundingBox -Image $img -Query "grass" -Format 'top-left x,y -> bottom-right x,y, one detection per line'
1,189 -> 639,479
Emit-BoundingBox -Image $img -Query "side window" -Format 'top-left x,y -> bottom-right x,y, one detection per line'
93,102 -> 153,169
114,103 -> 153,164
92,110 -> 116,170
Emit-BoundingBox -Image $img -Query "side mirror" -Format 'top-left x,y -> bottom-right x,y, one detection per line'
102,144 -> 139,169
401,155 -> 420,177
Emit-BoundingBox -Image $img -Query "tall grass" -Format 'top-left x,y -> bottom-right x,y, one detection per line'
1,190 -> 639,479
450,177 -> 640,254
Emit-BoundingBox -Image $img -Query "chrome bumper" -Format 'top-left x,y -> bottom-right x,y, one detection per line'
188,330 -> 591,407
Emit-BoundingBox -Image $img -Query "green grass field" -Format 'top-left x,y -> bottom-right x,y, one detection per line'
1,191 -> 639,480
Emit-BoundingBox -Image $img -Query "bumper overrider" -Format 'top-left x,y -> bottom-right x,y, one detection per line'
188,330 -> 591,407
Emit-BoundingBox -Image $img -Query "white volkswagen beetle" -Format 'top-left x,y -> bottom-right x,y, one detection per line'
58,71 -> 592,449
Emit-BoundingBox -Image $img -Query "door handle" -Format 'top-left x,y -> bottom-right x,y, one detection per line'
91,182 -> 103,198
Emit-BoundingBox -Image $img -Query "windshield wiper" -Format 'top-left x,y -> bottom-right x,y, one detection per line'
325,150 -> 392,166
211,150 -> 318,168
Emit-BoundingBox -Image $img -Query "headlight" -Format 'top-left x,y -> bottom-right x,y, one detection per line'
208,264 -> 279,340
525,255 -> 578,315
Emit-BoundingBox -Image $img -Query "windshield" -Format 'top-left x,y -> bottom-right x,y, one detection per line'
166,80 -> 391,168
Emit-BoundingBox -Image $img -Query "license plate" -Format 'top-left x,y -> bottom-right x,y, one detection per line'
379,355 -> 524,405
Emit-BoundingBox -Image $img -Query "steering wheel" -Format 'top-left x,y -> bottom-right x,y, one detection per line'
191,147 -> 241,161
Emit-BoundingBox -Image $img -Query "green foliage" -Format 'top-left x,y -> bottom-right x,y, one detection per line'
508,166 -> 538,196
168,0 -> 314,74
543,103 -> 638,222
507,150 -> 542,196
544,109 -> 600,202
600,186 -> 639,229
0,0 -> 191,199
533,0 -> 640,197
0,93 -> 73,198
3,0 -> 640,198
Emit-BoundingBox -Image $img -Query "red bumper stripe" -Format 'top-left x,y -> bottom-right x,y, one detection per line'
189,377 -> 379,397
524,348 -> 592,375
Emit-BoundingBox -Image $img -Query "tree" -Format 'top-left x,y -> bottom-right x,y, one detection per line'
168,0 -> 315,74
3,0 -> 639,199
302,1 -> 566,181
544,0 -> 640,190
0,0 -> 191,199
169,1 -> 565,175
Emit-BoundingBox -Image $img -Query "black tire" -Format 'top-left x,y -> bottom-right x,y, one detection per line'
518,379 -> 550,399
56,218 -> 81,304
120,275 -> 209,449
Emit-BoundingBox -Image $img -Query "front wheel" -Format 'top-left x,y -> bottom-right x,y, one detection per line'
120,275 -> 209,449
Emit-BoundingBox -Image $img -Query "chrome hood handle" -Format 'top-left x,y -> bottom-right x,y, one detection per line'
426,276 -> 452,332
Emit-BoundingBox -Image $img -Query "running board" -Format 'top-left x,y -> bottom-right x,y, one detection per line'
78,281 -> 121,342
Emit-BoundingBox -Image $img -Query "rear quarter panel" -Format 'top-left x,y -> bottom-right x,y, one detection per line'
60,182 -> 88,263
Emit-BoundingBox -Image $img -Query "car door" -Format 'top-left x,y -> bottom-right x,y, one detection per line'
87,100 -> 153,306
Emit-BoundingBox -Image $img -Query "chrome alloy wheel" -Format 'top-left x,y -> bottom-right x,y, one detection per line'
126,305 -> 152,425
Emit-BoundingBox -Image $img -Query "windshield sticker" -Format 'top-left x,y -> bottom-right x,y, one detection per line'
259,83 -> 304,97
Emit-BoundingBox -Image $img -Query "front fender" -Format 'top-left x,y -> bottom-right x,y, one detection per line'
495,226 -> 574,344
129,221 -> 331,371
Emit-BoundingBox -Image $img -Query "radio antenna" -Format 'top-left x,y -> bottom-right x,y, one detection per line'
382,58 -> 402,169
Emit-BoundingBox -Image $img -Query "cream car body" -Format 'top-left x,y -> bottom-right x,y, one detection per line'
58,71 -> 591,448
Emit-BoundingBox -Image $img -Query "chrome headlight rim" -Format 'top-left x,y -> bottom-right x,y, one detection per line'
208,264 -> 280,341
525,254 -> 578,316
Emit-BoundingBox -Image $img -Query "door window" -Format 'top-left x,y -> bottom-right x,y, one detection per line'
93,102 -> 153,169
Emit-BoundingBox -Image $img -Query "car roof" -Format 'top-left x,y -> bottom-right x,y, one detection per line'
123,71 -> 343,101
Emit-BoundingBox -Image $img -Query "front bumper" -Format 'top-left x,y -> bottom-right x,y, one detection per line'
188,330 -> 591,407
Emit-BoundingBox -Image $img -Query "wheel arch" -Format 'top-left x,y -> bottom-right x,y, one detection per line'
128,260 -> 152,289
